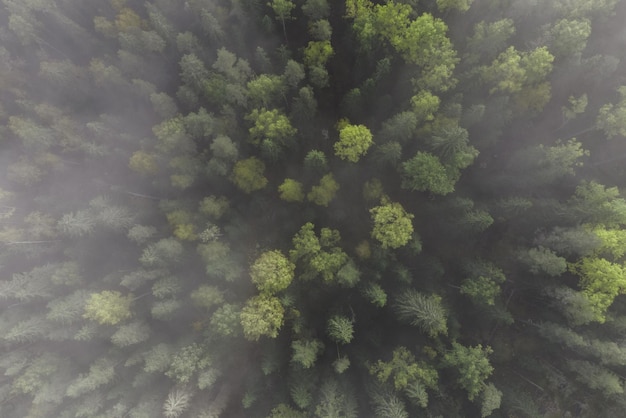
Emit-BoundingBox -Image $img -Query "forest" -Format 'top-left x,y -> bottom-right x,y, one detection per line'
2,0 -> 626,416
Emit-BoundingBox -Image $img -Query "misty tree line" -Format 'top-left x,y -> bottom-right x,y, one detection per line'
1,0 -> 626,416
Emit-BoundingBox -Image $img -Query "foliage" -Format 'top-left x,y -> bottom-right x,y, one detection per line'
291,338 -> 325,368
83,290 -> 133,325
443,343 -> 494,400
334,124 -> 373,162
307,173 -> 340,206
278,178 -> 305,202
232,157 -> 268,193
327,315 -> 354,344
250,250 -> 296,294
394,290 -> 448,337
370,200 -> 414,249
370,346 -> 438,391
401,152 -> 456,195
240,295 -> 285,341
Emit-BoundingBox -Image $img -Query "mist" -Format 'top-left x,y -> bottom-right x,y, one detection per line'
1,0 -> 626,416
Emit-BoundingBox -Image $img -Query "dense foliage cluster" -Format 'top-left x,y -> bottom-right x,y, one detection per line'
1,0 -> 626,416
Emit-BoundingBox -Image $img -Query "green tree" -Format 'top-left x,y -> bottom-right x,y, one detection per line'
307,173 -> 340,206
436,0 -> 474,12
570,257 -> 626,322
370,200 -> 414,249
83,290 -> 133,325
480,383 -> 502,417
334,124 -> 374,162
401,152 -> 456,195
549,18 -> 591,58
394,290 -> 448,337
250,250 -> 296,294
269,0 -> 295,40
240,295 -> 285,340
443,343 -> 494,401
278,178 -> 305,202
597,86 -> 626,138
232,157 -> 268,193
247,108 -> 297,146
327,315 -> 354,344
370,346 -> 438,391
291,338 -> 325,368
247,75 -> 286,107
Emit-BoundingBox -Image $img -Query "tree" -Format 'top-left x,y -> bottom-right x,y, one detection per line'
314,378 -> 358,418
443,343 -> 494,400
394,290 -> 448,337
247,108 -> 297,146
307,174 -> 340,206
278,178 -> 305,202
401,152 -> 456,195
240,295 -> 285,340
250,250 -> 296,294
163,387 -> 191,418
370,200 -> 414,249
369,346 -> 438,391
549,18 -> 591,58
232,157 -> 268,193
334,124 -> 373,162
291,338 -> 325,368
247,75 -> 286,107
269,0 -> 295,41
327,315 -> 354,344
436,0 -> 474,13
83,290 -> 133,325
302,0 -> 330,20
480,383 -> 502,417
597,86 -> 626,138
570,257 -> 626,322
290,222 -> 322,262
166,343 -> 211,383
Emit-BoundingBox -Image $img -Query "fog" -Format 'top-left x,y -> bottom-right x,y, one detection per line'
1,0 -> 626,417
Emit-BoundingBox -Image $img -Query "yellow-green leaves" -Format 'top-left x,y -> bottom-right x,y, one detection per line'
240,295 -> 285,340
83,290 -> 133,325
278,178 -> 305,202
571,257 -> 626,323
334,124 -> 373,162
370,200 -> 414,249
250,250 -> 295,295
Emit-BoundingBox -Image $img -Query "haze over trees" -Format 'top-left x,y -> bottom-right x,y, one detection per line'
2,0 -> 626,416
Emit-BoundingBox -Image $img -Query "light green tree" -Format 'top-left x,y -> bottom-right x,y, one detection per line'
394,289 -> 448,337
83,290 -> 133,325
597,86 -> 626,138
291,338 -> 325,368
278,178 -> 305,202
334,124 -> 373,162
443,343 -> 494,400
370,346 -> 438,391
370,200 -> 414,249
240,295 -> 285,340
327,315 -> 354,344
570,257 -> 626,322
247,108 -> 297,146
250,250 -> 296,294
